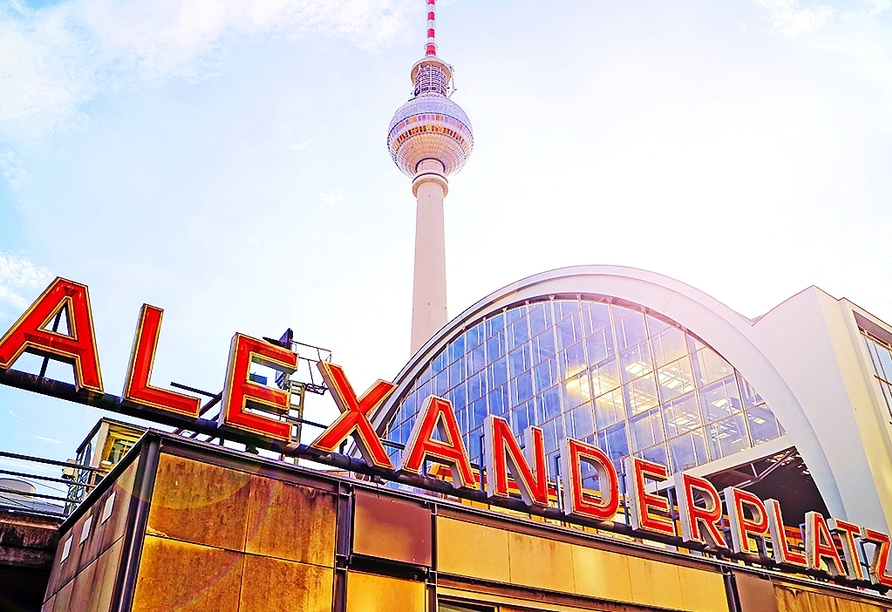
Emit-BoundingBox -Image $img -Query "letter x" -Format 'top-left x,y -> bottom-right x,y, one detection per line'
310,362 -> 395,469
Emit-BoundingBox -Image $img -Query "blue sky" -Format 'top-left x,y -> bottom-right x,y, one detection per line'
1,0 -> 891,477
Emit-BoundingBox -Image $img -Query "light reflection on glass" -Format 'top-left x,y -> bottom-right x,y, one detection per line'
384,298 -> 785,474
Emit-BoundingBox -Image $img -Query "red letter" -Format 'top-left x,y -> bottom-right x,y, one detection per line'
483,415 -> 548,506
219,333 -> 297,441
123,305 -> 201,416
829,518 -> 866,581
560,438 -> 619,521
805,511 -> 845,576
724,487 -> 769,555
625,456 -> 675,536
0,277 -> 102,392
310,362 -> 395,469
863,528 -> 892,587
766,498 -> 807,568
675,473 -> 727,549
401,396 -> 476,490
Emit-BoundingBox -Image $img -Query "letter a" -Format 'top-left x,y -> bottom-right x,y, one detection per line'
0,278 -> 102,392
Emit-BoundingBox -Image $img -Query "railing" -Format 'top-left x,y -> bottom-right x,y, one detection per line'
0,450 -> 103,517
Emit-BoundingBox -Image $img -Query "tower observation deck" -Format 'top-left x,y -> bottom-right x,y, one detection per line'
387,0 -> 474,354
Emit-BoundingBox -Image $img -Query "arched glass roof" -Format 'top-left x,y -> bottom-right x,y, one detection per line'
382,297 -> 785,486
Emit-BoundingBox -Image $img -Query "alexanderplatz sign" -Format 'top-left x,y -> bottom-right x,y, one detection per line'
2,277 -> 892,592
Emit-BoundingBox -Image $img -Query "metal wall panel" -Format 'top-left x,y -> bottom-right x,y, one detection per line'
774,583 -> 889,612
146,454 -> 252,552
437,517 -> 510,583
244,476 -> 336,567
506,531 -> 575,593
130,536 -> 243,612
345,571 -> 425,612
353,491 -> 430,566
570,544 -> 634,603
239,555 -> 333,612
735,572 -> 778,612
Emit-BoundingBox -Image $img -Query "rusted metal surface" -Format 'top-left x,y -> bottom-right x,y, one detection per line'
0,511 -> 60,568
353,491 -> 431,566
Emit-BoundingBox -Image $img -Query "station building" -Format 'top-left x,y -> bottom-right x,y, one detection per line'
25,264 -> 892,612
376,265 -> 892,536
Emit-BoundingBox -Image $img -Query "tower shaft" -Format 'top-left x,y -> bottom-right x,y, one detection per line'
410,159 -> 448,354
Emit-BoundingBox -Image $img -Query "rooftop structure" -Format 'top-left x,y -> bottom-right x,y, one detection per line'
388,0 -> 474,354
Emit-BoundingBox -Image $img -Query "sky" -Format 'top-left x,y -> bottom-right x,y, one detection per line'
0,0 -> 891,487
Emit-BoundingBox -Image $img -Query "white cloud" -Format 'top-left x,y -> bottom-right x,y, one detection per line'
754,0 -> 834,36
29,433 -> 62,444
0,251 -> 51,312
0,148 -> 27,190
318,186 -> 345,207
0,0 -> 417,140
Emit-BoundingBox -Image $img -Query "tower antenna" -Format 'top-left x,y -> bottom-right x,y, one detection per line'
425,0 -> 437,57
387,0 -> 474,354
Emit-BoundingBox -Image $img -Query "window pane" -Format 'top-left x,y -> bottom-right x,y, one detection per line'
466,323 -> 484,348
620,342 -> 653,382
556,300 -> 580,321
663,393 -> 702,437
533,330 -> 557,363
534,359 -> 558,392
591,358 -> 622,396
448,335 -> 464,362
557,315 -> 582,350
700,376 -> 743,422
434,370 -> 449,395
625,373 -> 659,417
571,403 -> 596,439
595,388 -> 625,430
486,333 -> 506,360
538,385 -> 562,421
485,312 -> 505,338
585,327 -> 615,364
511,403 -> 529,433
509,344 -> 531,377
739,375 -> 763,408
468,370 -> 487,402
706,414 -> 751,459
563,371 -> 591,410
639,444 -> 668,469
668,431 -> 707,472
508,317 -> 529,349
529,303 -> 552,336
489,358 -> 508,388
652,327 -> 687,367
645,315 -> 669,336
583,302 -> 611,335
629,408 -> 665,451
513,371 -> 534,404
877,342 -> 892,382
616,311 -> 647,350
449,357 -> 465,386
656,356 -> 696,401
605,422 -> 629,462
746,405 -> 781,443
542,418 -> 563,454
561,341 -> 586,379
692,346 -> 734,385
488,385 -> 509,416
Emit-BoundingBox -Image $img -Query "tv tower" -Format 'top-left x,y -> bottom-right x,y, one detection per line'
388,0 -> 474,354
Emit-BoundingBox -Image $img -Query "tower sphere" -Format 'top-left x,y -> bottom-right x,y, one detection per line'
387,57 -> 474,178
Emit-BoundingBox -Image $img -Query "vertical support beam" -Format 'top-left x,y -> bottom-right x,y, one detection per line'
112,437 -> 161,612
411,159 -> 449,355
332,482 -> 353,612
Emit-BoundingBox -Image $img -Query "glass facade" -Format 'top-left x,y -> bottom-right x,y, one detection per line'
861,330 -> 892,418
383,298 -> 785,482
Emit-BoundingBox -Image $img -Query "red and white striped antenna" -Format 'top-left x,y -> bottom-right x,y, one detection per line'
425,0 -> 437,57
